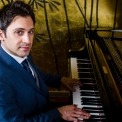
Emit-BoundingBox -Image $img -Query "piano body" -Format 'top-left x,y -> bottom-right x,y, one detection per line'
69,30 -> 122,122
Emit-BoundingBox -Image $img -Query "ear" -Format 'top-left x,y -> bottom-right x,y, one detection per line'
0,29 -> 5,41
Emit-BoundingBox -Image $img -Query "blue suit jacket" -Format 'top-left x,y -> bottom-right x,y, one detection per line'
0,47 -> 61,122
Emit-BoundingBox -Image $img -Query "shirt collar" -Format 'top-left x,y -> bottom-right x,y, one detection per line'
1,45 -> 27,64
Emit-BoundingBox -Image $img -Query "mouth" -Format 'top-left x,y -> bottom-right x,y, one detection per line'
20,46 -> 30,51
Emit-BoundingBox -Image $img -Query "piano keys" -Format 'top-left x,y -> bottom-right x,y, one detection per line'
70,54 -> 106,121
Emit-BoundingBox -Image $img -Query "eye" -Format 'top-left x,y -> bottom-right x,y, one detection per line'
15,30 -> 24,36
29,29 -> 34,35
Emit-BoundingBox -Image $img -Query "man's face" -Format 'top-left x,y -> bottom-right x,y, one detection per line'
0,16 -> 34,58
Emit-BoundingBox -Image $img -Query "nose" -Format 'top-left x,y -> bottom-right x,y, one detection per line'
22,34 -> 31,44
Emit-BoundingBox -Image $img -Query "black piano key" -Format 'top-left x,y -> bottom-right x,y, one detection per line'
78,68 -> 93,72
77,63 -> 92,68
81,92 -> 100,96
91,115 -> 106,118
80,92 -> 100,96
81,85 -> 98,90
77,61 -> 92,64
80,94 -> 100,98
78,73 -> 94,78
81,95 -> 100,98
82,102 -> 102,105
81,97 -> 101,100
79,79 -> 96,83
77,59 -> 91,63
83,107 -> 104,111
81,98 -> 101,102
83,109 -> 104,113
81,99 -> 102,103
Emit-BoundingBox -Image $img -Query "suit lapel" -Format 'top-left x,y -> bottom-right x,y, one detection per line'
0,47 -> 42,94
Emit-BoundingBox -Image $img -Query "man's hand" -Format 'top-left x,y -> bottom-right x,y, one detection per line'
61,77 -> 82,92
58,104 -> 90,122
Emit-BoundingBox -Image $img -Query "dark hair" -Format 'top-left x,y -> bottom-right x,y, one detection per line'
0,1 -> 35,34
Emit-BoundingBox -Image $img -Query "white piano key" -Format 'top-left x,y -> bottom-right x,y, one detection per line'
80,90 -> 99,92
91,118 -> 106,120
81,96 -> 100,99
73,88 -> 82,108
90,112 -> 105,116
81,104 -> 103,108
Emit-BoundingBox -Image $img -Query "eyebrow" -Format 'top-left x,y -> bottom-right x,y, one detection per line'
14,28 -> 34,31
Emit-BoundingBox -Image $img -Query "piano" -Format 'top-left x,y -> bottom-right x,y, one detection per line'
69,30 -> 122,122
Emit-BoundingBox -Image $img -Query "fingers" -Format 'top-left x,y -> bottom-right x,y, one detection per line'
58,105 -> 90,121
72,108 -> 90,120
61,77 -> 83,91
66,80 -> 82,92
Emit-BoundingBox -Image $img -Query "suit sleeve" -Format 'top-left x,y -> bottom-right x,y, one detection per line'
35,66 -> 62,88
0,81 -> 61,122
28,55 -> 61,88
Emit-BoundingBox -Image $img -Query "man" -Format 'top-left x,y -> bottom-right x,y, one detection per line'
0,1 -> 90,122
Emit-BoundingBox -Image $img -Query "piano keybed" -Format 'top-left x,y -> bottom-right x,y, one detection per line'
70,57 -> 106,121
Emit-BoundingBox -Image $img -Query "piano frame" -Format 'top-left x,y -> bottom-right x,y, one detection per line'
69,30 -> 122,121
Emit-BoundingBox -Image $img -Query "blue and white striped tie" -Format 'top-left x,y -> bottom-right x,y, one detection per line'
21,59 -> 32,75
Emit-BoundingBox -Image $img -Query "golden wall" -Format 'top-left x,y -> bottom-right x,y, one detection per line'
0,0 -> 122,77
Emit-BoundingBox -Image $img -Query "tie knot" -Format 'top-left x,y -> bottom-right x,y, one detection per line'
22,59 -> 29,67
21,59 -> 32,74
21,59 -> 39,87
